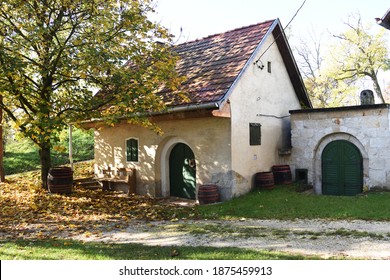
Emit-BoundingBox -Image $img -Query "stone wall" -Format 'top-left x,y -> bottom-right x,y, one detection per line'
290,104 -> 390,193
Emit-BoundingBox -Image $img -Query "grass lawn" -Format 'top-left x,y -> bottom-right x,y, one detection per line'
0,239 -> 321,260
199,185 -> 390,221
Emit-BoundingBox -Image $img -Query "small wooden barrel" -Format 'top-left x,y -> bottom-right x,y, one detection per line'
198,184 -> 220,205
47,167 -> 73,194
255,172 -> 274,189
272,165 -> 292,185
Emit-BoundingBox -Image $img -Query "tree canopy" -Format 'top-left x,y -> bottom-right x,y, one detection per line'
331,13 -> 390,104
295,13 -> 390,107
0,0 -> 182,187
295,29 -> 358,108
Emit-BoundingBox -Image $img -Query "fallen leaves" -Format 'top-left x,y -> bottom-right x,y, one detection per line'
0,162 -> 199,241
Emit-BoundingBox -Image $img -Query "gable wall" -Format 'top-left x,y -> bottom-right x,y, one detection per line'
94,116 -> 232,198
228,33 -> 302,197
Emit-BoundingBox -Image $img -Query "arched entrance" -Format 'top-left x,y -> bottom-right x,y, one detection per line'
169,143 -> 196,199
321,140 -> 363,196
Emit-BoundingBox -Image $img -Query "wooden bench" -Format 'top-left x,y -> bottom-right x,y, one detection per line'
99,168 -> 136,195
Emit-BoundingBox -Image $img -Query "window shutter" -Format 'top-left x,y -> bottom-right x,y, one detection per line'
250,123 -> 261,145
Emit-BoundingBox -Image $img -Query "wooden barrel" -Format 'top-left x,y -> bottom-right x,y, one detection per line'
47,167 -> 73,194
272,165 -> 292,185
198,184 -> 220,205
255,172 -> 274,189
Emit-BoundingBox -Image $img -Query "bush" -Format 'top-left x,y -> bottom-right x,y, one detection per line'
4,128 -> 94,175
56,127 -> 94,162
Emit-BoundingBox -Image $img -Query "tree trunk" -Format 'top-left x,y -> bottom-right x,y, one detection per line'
371,73 -> 385,103
0,96 -> 5,182
0,125 -> 4,182
39,143 -> 51,190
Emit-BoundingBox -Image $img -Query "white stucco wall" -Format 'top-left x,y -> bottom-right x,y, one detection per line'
94,116 -> 232,199
228,33 -> 303,197
290,105 -> 390,193
92,28 -> 306,201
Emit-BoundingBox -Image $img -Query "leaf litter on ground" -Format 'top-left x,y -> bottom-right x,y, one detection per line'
0,161 -> 199,241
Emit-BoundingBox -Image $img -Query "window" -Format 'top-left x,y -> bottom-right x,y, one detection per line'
250,123 -> 261,145
267,61 -> 272,73
126,138 -> 139,162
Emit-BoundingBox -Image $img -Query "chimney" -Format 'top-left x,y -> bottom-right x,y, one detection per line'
360,90 -> 375,105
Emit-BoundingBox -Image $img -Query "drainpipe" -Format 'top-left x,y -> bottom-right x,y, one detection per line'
166,102 -> 220,114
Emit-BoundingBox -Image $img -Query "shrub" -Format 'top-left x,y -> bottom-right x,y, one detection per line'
5,128 -> 94,175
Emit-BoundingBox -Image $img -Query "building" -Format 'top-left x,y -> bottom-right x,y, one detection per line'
290,102 -> 390,195
89,19 -> 311,201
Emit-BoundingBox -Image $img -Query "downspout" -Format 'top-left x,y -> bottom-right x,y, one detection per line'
166,102 -> 220,114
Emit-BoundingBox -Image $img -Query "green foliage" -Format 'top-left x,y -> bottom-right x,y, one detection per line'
304,69 -> 358,108
4,127 -> 94,175
0,0 -> 183,185
296,29 -> 359,108
330,13 -> 389,103
56,127 -> 94,160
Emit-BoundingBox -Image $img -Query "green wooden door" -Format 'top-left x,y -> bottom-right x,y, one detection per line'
322,140 -> 363,196
169,143 -> 196,199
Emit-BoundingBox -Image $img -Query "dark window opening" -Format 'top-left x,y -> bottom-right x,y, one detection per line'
250,123 -> 261,145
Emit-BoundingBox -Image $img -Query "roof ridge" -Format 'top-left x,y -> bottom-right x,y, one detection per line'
175,19 -> 276,47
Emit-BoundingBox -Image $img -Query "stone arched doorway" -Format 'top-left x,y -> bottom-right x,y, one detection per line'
313,133 -> 368,195
156,137 -> 197,199
321,140 -> 363,196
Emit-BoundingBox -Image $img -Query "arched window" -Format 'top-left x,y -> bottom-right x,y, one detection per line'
126,138 -> 138,162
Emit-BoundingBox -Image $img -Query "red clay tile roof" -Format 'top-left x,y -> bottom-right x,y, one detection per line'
160,20 -> 275,107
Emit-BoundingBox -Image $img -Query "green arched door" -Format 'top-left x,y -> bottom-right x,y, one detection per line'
169,143 -> 196,199
322,140 -> 363,196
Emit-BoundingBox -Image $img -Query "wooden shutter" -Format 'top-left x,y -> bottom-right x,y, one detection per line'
250,123 -> 261,145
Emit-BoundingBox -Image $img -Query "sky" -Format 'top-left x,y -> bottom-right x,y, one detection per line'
152,0 -> 389,44
151,0 -> 390,101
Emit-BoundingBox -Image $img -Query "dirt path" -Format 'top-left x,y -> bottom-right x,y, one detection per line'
68,219 -> 390,259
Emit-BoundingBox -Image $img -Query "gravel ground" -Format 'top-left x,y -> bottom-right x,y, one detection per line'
71,219 -> 390,259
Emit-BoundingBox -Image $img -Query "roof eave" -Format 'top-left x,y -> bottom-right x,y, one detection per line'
272,21 -> 313,109
377,9 -> 390,30
290,103 -> 390,114
379,20 -> 390,30
79,101 -> 220,126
